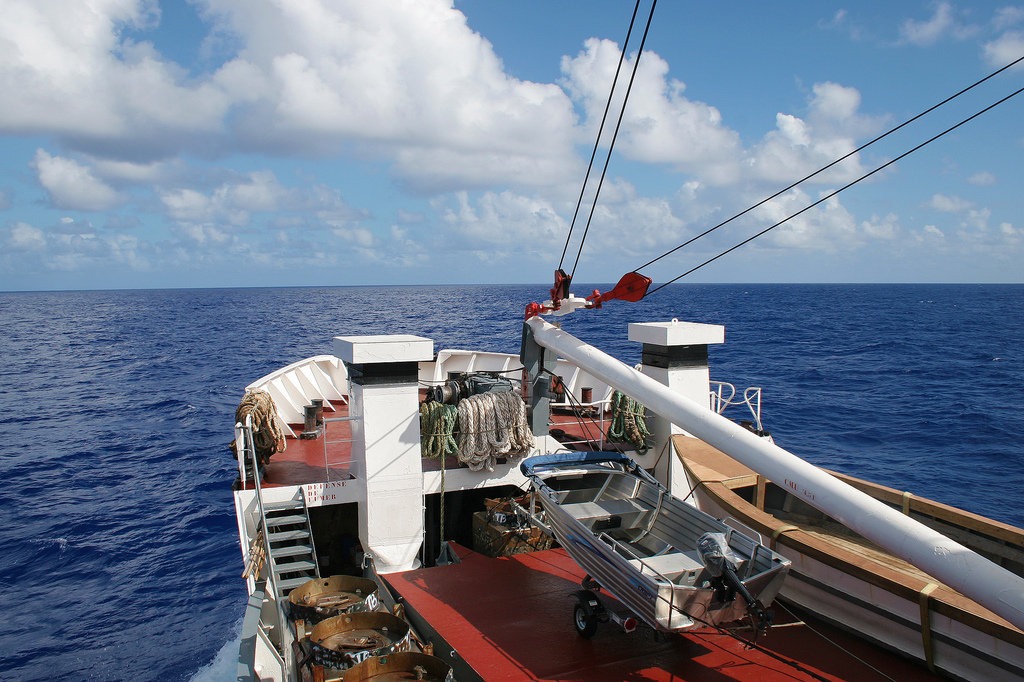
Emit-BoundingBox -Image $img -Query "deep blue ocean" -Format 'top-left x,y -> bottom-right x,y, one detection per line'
0,283 -> 1021,681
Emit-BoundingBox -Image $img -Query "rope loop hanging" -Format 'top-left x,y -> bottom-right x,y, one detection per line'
606,390 -> 651,454
456,391 -> 534,472
419,401 -> 459,460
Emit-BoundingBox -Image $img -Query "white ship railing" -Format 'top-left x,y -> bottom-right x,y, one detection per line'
247,356 -> 349,438
549,399 -> 611,451
235,416 -> 292,682
321,414 -> 358,479
710,381 -> 765,433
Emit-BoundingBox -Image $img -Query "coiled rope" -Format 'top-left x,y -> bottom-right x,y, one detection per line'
606,390 -> 651,453
231,388 -> 286,466
419,401 -> 459,460
456,391 -> 535,472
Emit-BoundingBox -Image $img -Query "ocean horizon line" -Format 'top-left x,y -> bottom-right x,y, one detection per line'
2,281 -> 1022,295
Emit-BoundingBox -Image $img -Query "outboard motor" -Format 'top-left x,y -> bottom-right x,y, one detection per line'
697,532 -> 775,632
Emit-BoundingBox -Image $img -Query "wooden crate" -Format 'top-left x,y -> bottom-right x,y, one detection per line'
472,511 -> 553,558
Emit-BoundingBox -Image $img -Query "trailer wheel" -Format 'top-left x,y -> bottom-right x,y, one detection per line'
573,601 -> 598,638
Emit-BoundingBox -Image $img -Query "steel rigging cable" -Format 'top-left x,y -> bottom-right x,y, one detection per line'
645,80 -> 1024,297
568,0 -> 658,284
634,54 -> 1024,277
557,0 -> 659,285
558,0 -> 642,272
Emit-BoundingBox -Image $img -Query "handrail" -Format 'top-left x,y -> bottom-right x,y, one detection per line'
236,416 -> 291,682
710,381 -> 765,433
549,399 -> 611,451
321,414 -> 359,481
299,487 -> 321,579
709,381 -> 736,413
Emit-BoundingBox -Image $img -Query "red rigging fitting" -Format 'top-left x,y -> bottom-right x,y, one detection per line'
550,269 -> 571,308
526,271 -> 652,319
586,271 -> 651,308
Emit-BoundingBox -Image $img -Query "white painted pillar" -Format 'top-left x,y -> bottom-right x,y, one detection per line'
333,334 -> 434,573
628,321 -> 724,494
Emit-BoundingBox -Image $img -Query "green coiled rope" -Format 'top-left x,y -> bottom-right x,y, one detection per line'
606,390 -> 651,454
420,401 -> 459,459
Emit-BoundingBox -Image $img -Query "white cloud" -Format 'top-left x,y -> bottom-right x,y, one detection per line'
0,0 -> 884,214
1,0 -> 1019,288
968,171 -> 996,186
1,0 -> 582,187
560,39 -> 883,196
899,2 -> 978,46
738,190 -> 912,256
740,81 -> 885,193
561,39 -> 742,184
89,157 -> 174,183
158,170 -> 363,228
54,217 -> 95,235
0,0 -> 229,150
172,222 -> 233,246
962,207 -> 992,232
983,31 -> 1024,69
5,222 -> 47,251
428,181 -> 693,272
397,208 -> 424,224
755,190 -> 861,252
744,84 -> 871,186
438,190 -> 566,254
573,180 -> 689,258
206,0 -> 579,189
1,218 -> 153,275
160,188 -> 218,223
861,213 -> 901,240
927,193 -> 974,213
332,226 -> 375,249
992,7 -> 1024,31
32,150 -> 125,211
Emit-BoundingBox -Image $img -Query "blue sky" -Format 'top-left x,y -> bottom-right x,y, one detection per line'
1,0 -> 1022,291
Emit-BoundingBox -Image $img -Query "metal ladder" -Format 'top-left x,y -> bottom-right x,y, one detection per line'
262,491 -> 321,595
238,415 -> 321,596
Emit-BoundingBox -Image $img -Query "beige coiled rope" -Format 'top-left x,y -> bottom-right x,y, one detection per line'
231,388 -> 286,467
456,391 -> 534,472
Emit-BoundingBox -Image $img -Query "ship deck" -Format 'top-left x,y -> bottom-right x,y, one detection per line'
385,543 -> 943,682
243,400 -> 944,680
244,402 -> 615,489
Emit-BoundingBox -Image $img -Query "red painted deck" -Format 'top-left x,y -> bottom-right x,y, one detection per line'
244,404 -> 355,488
247,398 -> 944,680
386,544 -> 943,682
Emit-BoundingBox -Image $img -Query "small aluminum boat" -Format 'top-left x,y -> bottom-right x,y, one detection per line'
521,451 -> 791,637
